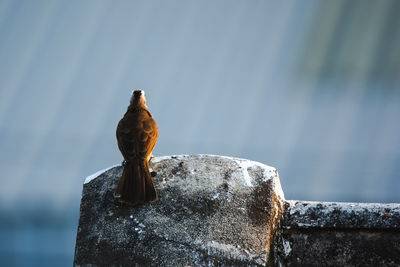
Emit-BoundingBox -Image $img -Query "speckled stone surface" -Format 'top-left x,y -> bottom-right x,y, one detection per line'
273,200 -> 400,266
282,200 -> 400,229
74,155 -> 285,266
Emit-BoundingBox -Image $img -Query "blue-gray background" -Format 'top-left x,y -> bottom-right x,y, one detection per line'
1,0 -> 399,265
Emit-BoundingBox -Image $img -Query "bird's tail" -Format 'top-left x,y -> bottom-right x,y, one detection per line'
114,159 -> 157,206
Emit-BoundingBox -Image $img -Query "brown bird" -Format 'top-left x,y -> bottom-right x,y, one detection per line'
114,90 -> 159,206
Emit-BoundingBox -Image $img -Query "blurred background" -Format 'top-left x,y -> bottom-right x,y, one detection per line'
0,0 -> 399,265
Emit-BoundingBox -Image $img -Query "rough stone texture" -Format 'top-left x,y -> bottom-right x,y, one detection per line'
273,200 -> 400,266
74,154 -> 285,266
282,201 -> 400,229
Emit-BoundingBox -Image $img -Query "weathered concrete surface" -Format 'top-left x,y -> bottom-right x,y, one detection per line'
273,200 -> 400,266
74,154 -> 285,266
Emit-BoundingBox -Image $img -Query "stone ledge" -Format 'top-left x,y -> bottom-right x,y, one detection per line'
74,155 -> 285,266
74,155 -> 400,266
273,200 -> 400,266
282,200 -> 400,230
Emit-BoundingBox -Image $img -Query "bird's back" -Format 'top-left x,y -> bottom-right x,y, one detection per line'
116,108 -> 158,161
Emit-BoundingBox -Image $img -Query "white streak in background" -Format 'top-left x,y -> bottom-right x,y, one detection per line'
24,2 -> 112,207
0,1 -> 60,205
179,1 -> 250,148
149,0 -> 201,111
0,0 -> 13,28
0,1 -> 59,123
84,164 -> 120,184
306,1 -> 392,200
234,1 -> 295,149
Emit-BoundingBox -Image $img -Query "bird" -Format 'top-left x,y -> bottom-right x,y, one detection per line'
114,90 -> 159,206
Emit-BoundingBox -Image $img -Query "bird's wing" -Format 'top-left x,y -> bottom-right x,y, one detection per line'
116,117 -> 136,160
138,116 -> 159,160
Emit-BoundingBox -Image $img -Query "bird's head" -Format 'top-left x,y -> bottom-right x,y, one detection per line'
130,89 -> 147,108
